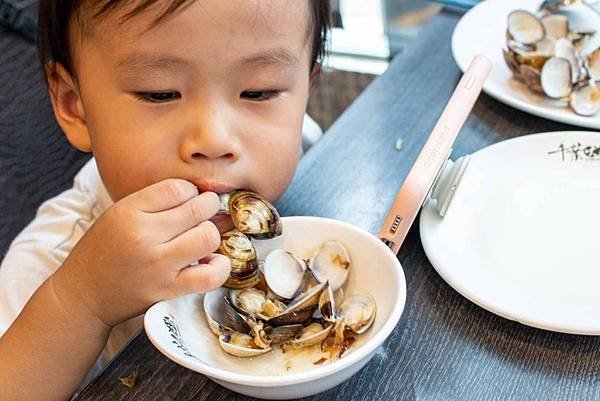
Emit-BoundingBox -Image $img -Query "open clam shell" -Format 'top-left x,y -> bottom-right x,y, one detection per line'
520,64 -> 544,93
555,38 -> 582,83
308,240 -> 351,292
507,10 -> 545,45
229,288 -> 267,317
265,324 -> 304,345
203,289 -> 251,335
535,36 -> 557,56
503,49 -> 522,76
267,282 -> 326,327
263,249 -> 306,299
286,322 -> 334,348
570,82 -> 600,116
580,32 -> 600,57
340,294 -> 377,335
541,13 -> 568,40
587,49 -> 600,81
516,52 -> 551,71
318,281 -> 337,323
228,287 -> 288,320
218,333 -> 272,357
261,298 -> 288,319
541,57 -> 573,98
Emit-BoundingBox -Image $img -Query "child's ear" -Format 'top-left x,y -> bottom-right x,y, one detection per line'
46,62 -> 92,152
309,63 -> 322,89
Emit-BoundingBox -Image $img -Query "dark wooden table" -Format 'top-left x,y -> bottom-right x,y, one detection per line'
2,7 -> 599,401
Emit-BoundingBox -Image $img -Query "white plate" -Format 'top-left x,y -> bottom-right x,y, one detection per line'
145,216 -> 406,399
420,131 -> 600,334
452,0 -> 600,130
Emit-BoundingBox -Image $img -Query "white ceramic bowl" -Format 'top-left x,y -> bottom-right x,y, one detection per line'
144,216 -> 406,399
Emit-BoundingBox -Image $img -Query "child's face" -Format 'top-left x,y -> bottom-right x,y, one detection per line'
57,0 -> 313,228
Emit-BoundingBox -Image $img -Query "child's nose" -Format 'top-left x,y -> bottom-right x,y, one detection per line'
179,107 -> 240,163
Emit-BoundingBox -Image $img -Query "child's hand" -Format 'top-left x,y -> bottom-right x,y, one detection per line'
51,179 -> 231,327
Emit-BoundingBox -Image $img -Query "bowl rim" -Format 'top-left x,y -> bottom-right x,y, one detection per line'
145,216 -> 407,387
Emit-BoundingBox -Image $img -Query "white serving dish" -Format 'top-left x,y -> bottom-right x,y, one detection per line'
145,216 -> 406,399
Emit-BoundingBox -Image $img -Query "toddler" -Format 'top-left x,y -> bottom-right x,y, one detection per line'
0,1 -> 329,400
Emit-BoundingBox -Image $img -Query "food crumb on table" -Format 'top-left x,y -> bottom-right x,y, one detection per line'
395,138 -> 404,151
119,371 -> 140,389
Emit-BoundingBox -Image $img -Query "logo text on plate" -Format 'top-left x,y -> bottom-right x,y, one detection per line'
548,143 -> 600,162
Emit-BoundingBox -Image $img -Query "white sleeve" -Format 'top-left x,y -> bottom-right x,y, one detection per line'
0,159 -> 107,337
302,114 -> 323,153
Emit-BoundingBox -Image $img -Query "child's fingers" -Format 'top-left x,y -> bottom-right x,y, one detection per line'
126,179 -> 199,213
154,192 -> 220,242
174,254 -> 231,294
161,220 -> 222,268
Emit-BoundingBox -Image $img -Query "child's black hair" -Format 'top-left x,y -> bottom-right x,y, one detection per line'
37,0 -> 330,85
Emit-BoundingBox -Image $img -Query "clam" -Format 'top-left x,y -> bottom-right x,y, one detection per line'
318,281 -> 337,323
580,32 -> 600,57
320,317 -> 347,360
555,38 -> 582,83
218,332 -> 271,357
568,30 -> 594,46
503,49 -> 522,76
203,288 -> 251,335
570,82 -> 600,116
516,52 -> 551,71
308,240 -> 351,292
520,64 -> 544,93
249,319 -> 271,349
263,249 -> 306,299
507,39 -> 536,55
229,288 -> 267,317
204,229 -> 376,359
535,36 -> 557,55
507,10 -> 545,45
286,322 -> 334,348
253,268 -> 269,293
218,230 -> 259,289
541,57 -> 573,98
340,294 -> 377,335
267,282 -> 326,327
333,288 -> 345,309
265,324 -> 304,344
228,287 -> 288,320
261,298 -> 288,318
313,287 -> 344,320
219,191 -> 282,239
587,49 -> 600,81
502,8 -> 600,117
541,13 -> 568,40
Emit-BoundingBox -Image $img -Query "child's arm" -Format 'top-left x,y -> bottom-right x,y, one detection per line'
0,179 -> 231,401
0,274 -> 111,401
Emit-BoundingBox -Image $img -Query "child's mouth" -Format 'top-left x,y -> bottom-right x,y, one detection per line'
195,183 -> 236,194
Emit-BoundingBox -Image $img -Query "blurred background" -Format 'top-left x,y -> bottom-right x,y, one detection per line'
309,0 -> 446,131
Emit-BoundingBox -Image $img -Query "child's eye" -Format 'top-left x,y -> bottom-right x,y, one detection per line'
240,90 -> 279,101
135,91 -> 181,103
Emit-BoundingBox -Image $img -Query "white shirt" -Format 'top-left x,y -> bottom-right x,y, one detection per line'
0,158 -> 143,389
0,115 -> 323,390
